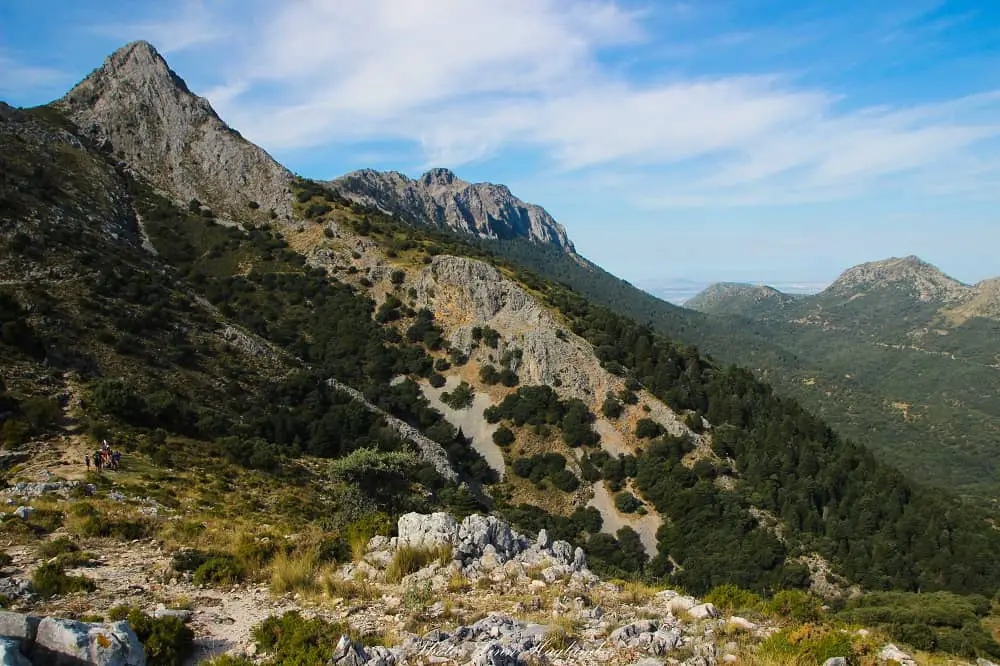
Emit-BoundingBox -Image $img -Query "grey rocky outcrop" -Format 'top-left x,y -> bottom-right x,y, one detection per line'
4,482 -> 94,500
392,512 -> 586,577
609,620 -> 683,656
414,256 -> 617,405
57,41 -> 293,223
0,612 -> 145,666
332,168 -> 574,252
879,643 -> 917,665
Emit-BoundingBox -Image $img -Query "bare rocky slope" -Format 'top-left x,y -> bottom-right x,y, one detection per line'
823,255 -> 971,302
56,41 -> 293,223
332,167 -> 575,252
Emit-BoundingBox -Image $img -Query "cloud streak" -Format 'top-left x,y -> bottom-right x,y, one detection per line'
119,0 -> 1000,208
0,51 -> 67,98
90,0 -> 223,54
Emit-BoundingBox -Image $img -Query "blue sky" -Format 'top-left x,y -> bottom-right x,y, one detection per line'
2,0 -> 1000,289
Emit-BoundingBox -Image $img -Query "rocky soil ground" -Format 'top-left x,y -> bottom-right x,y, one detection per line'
0,462 -> 962,666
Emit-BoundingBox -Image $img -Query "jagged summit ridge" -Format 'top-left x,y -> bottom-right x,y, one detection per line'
55,40 -> 292,221
332,167 -> 576,252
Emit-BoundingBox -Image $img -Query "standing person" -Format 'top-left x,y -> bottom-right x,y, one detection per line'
112,451 -> 121,471
94,450 -> 103,473
85,454 -> 91,471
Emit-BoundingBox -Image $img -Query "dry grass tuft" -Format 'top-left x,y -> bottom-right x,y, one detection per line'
385,544 -> 452,584
269,547 -> 319,595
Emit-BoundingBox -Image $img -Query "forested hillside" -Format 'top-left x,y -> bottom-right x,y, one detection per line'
684,260 -> 1000,498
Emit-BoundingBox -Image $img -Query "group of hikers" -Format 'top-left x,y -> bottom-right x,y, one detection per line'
85,440 -> 122,473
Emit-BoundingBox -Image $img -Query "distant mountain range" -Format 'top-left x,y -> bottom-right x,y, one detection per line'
640,279 -> 827,305
683,256 -> 1000,496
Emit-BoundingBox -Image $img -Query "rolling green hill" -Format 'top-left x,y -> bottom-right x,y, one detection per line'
685,257 -> 1000,497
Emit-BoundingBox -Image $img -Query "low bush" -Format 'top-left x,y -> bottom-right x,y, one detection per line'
193,555 -> 244,586
757,624 -> 877,665
635,418 -> 663,439
252,611 -> 352,666
704,584 -> 766,617
836,591 -> 1000,659
25,508 -> 64,534
109,606 -> 195,666
73,510 -> 151,540
614,491 -> 642,514
601,396 -> 623,419
441,381 -> 474,410
512,453 -> 579,492
492,426 -> 515,447
32,563 -> 95,597
768,590 -> 823,623
38,536 -> 79,559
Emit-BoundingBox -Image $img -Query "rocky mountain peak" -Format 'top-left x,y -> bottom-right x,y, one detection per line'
102,40 -> 179,86
55,41 -> 292,221
826,255 -> 970,302
331,169 -> 575,253
419,167 -> 465,188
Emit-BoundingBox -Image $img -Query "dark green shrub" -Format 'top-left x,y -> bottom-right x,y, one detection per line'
837,591 -> 1000,659
110,606 -> 194,666
614,491 -> 642,513
25,508 -> 64,534
479,364 -> 499,385
441,381 -> 474,409
492,426 -> 515,447
193,556 -> 244,586
32,563 -> 95,597
38,536 -> 79,559
428,373 -> 446,389
252,611 -> 352,666
20,396 -> 61,431
635,418 -> 663,439
768,590 -> 822,623
601,396 -> 623,419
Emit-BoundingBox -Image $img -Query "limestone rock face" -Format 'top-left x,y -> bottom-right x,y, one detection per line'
57,41 -> 292,222
32,617 -> 145,666
397,512 -> 459,550
414,255 -> 614,404
332,168 -> 575,252
391,512 -> 586,575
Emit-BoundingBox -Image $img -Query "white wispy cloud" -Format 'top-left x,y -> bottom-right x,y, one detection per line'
0,51 -> 66,98
133,0 -> 1000,207
90,0 -> 223,54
